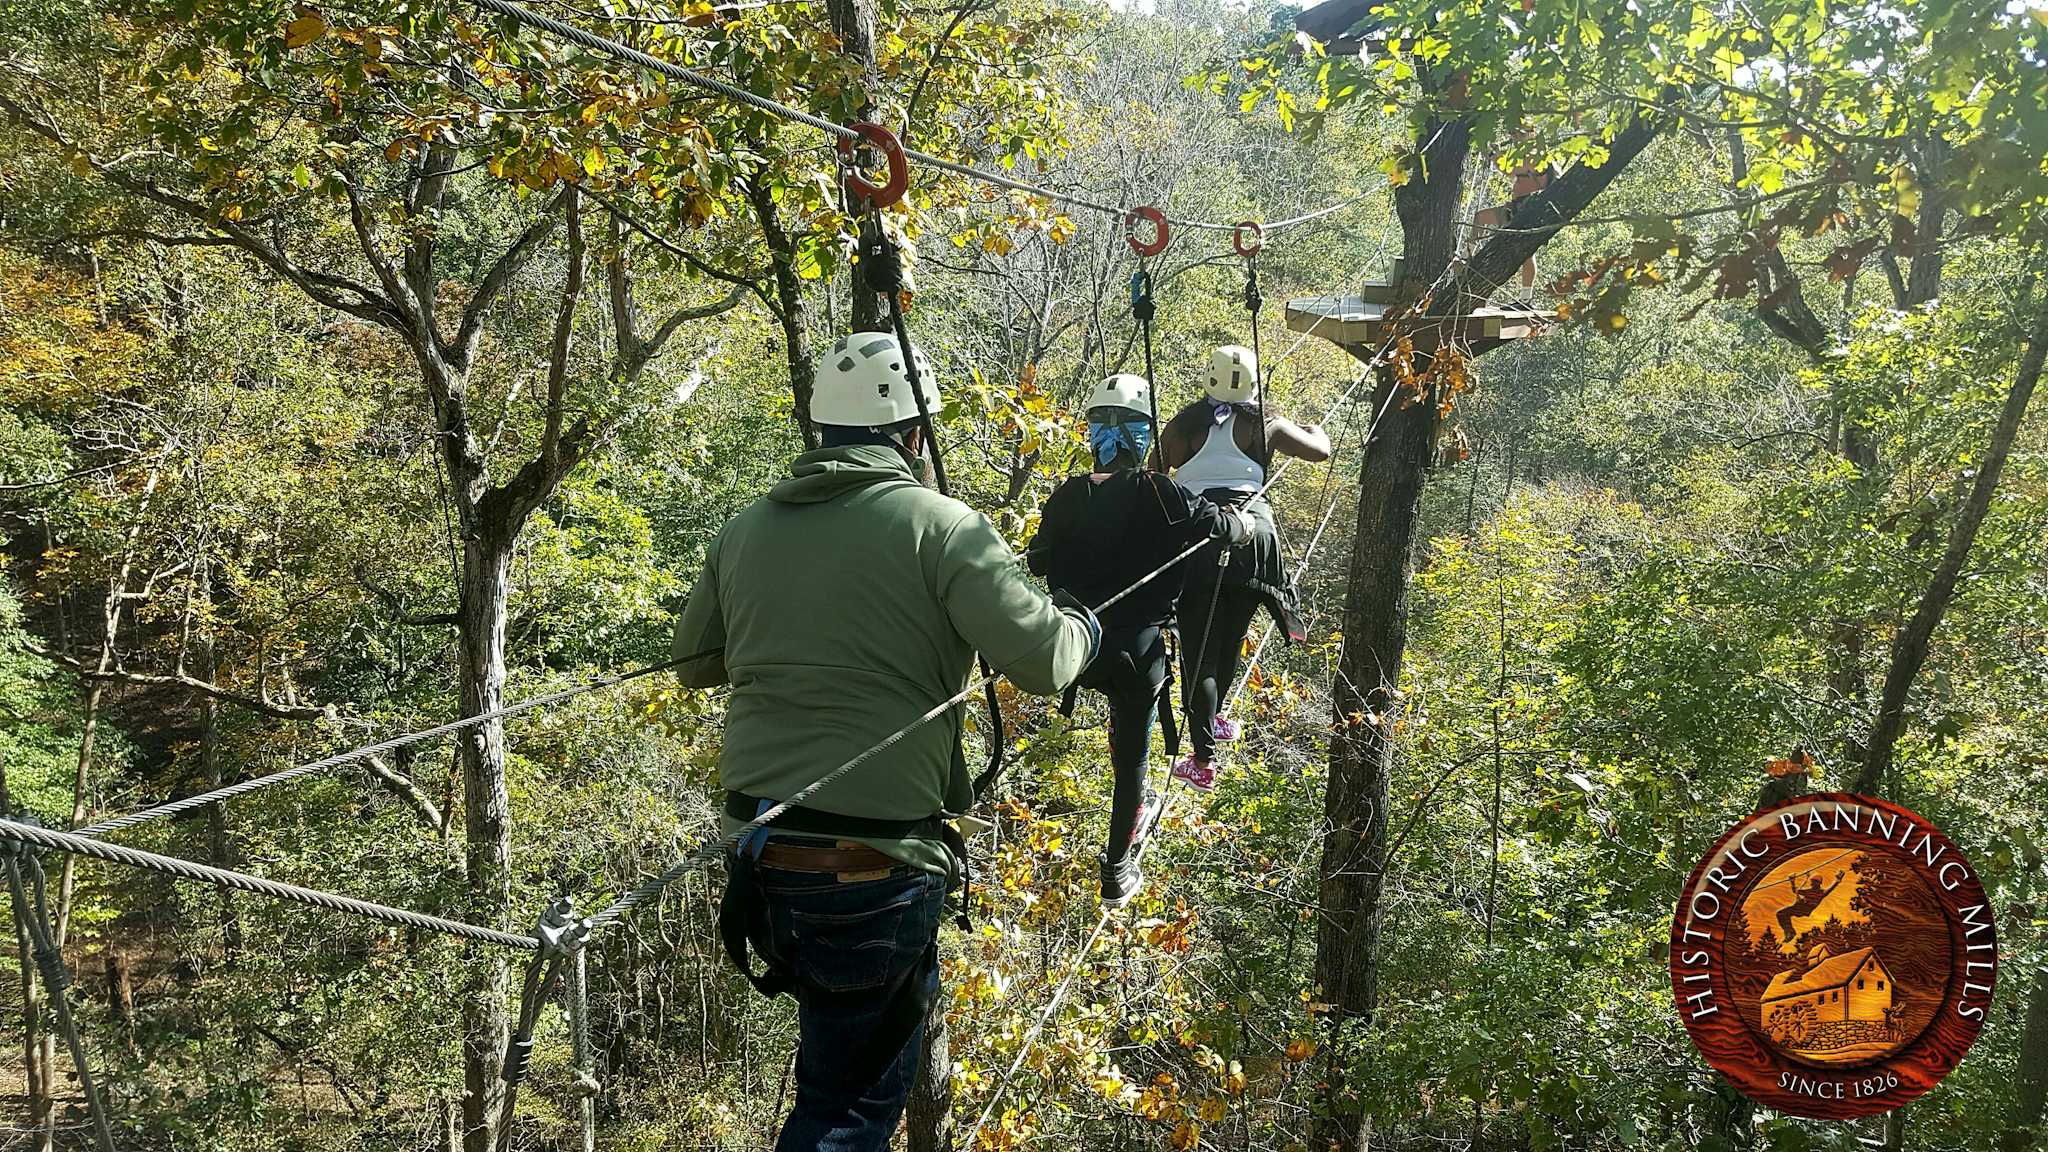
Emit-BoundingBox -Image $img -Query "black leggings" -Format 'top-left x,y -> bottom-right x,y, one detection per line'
1098,626 -> 1168,866
1180,579 -> 1261,761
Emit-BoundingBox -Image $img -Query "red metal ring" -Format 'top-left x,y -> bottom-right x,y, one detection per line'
1125,206 -> 1169,257
1233,221 -> 1265,258
836,122 -> 909,212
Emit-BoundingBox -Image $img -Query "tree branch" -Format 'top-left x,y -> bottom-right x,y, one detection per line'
363,752 -> 448,834
450,191 -> 565,375
33,644 -> 328,722
1455,111 -> 1668,306
540,187 -> 585,483
580,186 -> 777,310
634,284 -> 749,378
1855,289 -> 2047,792
0,91 -> 408,331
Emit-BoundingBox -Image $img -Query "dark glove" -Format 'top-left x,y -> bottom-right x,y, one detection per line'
1051,589 -> 1102,670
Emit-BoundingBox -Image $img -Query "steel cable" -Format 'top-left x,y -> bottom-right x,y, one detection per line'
75,658 -> 684,838
0,819 -> 540,951
470,0 -> 1367,238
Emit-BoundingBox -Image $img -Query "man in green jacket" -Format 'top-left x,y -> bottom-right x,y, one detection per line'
672,330 -> 1098,1152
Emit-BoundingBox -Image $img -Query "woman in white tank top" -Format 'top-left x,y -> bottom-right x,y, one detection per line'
1155,345 -> 1332,791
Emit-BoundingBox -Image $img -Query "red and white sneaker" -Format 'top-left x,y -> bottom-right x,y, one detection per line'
1211,717 -> 1242,743
1171,755 -> 1217,792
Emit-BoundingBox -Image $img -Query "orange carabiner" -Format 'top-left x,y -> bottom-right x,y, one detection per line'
837,122 -> 909,213
1125,206 -> 1170,257
1232,221 -> 1265,259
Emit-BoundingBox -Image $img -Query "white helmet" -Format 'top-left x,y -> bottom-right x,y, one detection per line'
1204,344 -> 1259,405
813,332 -> 939,428
1087,373 -> 1151,418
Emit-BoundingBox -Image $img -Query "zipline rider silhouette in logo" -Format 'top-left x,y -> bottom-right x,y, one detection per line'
1670,793 -> 1997,1119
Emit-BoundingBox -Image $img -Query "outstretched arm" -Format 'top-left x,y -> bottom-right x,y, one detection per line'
1266,416 -> 1332,463
936,510 -> 1095,695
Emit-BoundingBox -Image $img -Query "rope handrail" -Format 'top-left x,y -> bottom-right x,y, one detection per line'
469,0 -> 1371,240
0,818 -> 541,951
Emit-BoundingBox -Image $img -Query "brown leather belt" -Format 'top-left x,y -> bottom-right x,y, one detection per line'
758,840 -> 897,875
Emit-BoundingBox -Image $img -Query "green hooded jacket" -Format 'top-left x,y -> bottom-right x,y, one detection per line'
673,444 -> 1093,873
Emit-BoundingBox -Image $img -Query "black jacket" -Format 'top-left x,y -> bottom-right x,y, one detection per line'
1027,470 -> 1232,631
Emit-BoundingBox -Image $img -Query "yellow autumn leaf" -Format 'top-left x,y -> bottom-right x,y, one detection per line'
283,12 -> 327,48
1198,1096 -> 1227,1123
582,145 -> 605,176
1285,1037 -> 1316,1061
1169,1120 -> 1201,1151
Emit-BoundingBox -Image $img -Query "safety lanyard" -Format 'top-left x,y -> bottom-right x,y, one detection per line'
1125,207 -> 1169,466
1235,221 -> 1271,467
842,125 -> 1004,798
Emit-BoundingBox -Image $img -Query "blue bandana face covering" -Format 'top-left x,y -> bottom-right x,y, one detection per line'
1090,419 -> 1152,469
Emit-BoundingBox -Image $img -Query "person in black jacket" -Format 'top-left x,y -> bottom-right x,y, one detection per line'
1028,373 -> 1252,904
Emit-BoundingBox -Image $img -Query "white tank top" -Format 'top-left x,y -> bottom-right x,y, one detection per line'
1174,410 -> 1263,494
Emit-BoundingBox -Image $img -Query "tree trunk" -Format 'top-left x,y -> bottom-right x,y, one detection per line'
1855,291 -> 2046,793
56,681 -> 103,947
907,988 -> 954,1152
748,179 -> 821,450
104,953 -> 135,1049
1314,113 -> 1472,1152
2011,964 -> 2048,1150
458,530 -> 517,1152
197,581 -> 243,961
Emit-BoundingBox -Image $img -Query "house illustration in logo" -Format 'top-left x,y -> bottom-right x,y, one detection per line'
1760,946 -> 1899,1047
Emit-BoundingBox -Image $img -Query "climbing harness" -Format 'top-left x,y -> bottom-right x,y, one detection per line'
1238,222 -> 1273,466
706,133 -> 996,1050
844,139 -> 1010,802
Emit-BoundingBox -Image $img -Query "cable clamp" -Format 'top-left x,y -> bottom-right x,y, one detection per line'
535,895 -> 589,958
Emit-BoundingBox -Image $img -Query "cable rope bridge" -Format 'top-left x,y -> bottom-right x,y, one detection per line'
0,5 -> 1467,1147
0,236 -> 1445,1152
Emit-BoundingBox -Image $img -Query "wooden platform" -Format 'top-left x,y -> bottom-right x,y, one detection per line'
1284,294 -> 1552,361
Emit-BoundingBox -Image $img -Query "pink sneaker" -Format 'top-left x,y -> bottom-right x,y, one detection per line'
1211,717 -> 1241,743
1172,755 -> 1217,792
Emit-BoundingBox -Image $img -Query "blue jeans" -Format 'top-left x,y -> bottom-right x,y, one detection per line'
745,857 -> 948,1152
